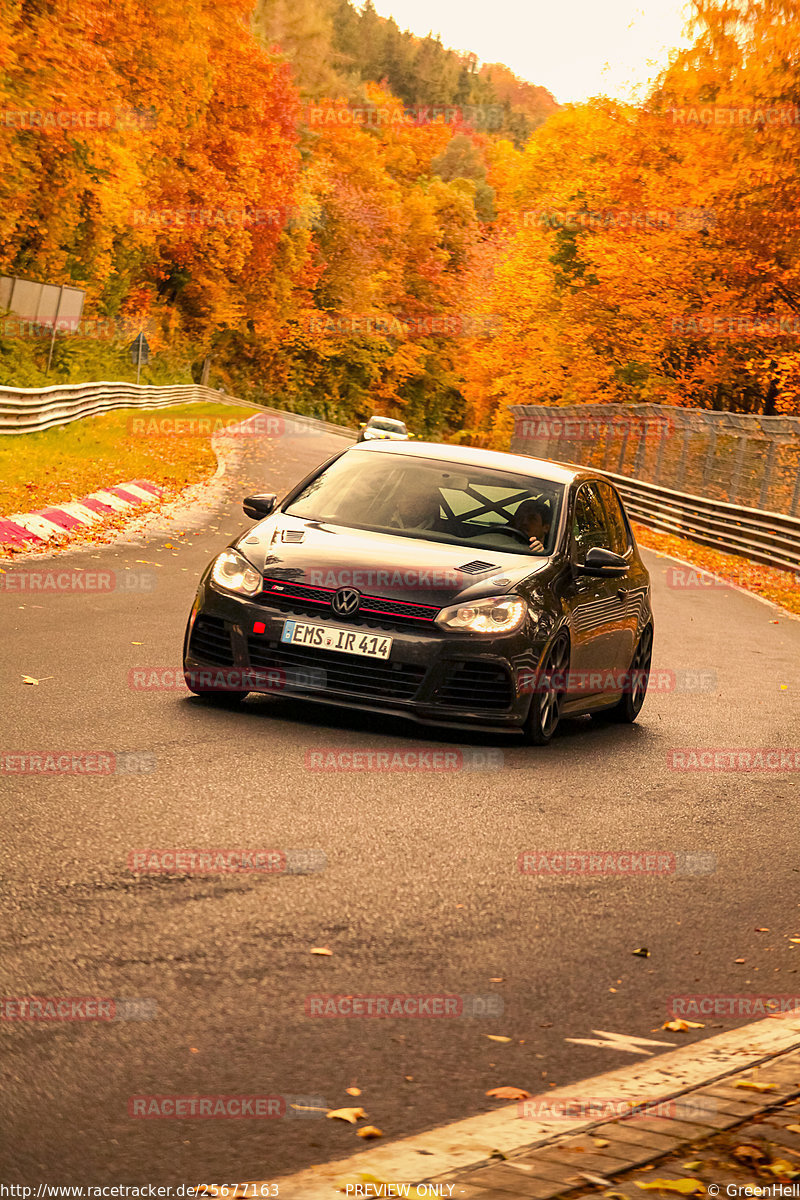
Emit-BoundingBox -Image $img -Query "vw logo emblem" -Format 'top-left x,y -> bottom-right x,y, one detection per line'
331,587 -> 360,616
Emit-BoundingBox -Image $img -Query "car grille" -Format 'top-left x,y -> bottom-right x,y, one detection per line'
189,615 -> 235,667
435,660 -> 514,711
259,578 -> 439,628
247,638 -> 426,702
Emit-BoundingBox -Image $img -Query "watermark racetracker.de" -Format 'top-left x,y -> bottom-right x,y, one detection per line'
305,993 -> 503,1017
2,996 -> 156,1021
129,1093 -> 327,1119
1,751 -> 156,775
518,850 -> 717,876
668,748 -> 800,772
127,848 -> 326,875
305,747 -> 505,772
0,569 -> 157,594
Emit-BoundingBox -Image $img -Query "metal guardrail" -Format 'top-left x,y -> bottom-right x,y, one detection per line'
3,382 -> 797,573
509,402 -> 800,518
509,403 -> 800,575
600,469 -> 800,576
0,381 -> 356,439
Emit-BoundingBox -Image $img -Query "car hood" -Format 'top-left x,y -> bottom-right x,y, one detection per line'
234,515 -> 548,607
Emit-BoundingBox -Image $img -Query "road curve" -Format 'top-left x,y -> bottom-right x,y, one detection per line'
2,417 -> 799,1185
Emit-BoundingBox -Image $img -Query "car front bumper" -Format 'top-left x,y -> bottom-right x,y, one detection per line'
183,581 -> 543,733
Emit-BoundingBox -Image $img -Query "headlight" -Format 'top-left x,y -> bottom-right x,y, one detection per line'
435,594 -> 527,634
211,549 -> 262,596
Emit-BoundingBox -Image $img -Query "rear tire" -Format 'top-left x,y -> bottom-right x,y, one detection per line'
523,633 -> 569,746
607,623 -> 653,724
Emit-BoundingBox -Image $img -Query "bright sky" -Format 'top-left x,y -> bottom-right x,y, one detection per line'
369,0 -> 696,104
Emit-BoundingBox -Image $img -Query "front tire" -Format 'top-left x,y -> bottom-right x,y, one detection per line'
607,623 -> 653,724
523,633 -> 569,746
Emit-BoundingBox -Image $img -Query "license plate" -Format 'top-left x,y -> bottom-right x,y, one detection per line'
280,620 -> 393,660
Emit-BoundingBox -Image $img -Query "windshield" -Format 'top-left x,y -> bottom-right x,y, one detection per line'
285,452 -> 564,555
368,418 -> 406,433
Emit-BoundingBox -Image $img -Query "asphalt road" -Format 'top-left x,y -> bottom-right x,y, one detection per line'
2,419 -> 799,1186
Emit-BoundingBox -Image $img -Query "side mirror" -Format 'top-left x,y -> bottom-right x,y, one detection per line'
359,422 -> 367,429
575,546 -> 628,577
243,493 -> 277,520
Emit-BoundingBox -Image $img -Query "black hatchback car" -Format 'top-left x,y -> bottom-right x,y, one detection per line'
183,441 -> 653,744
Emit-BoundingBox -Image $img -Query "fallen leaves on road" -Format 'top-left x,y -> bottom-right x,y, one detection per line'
767,1159 -> 800,1178
21,675 -> 52,685
756,928 -> 770,932
486,1086 -> 531,1100
785,1125 -> 800,1134
310,947 -> 333,956
593,1138 -> 610,1148
662,1019 -> 705,1032
327,1107 -> 366,1124
734,1080 -> 777,1092
632,948 -> 650,958
634,1179 -> 705,1194
732,1144 -> 767,1164
486,1035 -> 512,1043
345,1087 -> 361,1096
357,1126 -> 383,1139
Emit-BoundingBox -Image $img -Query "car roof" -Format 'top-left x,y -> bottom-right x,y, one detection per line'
349,439 -> 586,485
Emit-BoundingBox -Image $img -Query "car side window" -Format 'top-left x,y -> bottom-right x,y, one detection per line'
599,480 -> 633,554
597,482 -> 631,556
571,482 -> 613,559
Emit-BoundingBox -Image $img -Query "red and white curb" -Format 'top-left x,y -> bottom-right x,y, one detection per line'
0,480 -> 164,548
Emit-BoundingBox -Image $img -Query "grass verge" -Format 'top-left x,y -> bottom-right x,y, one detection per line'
0,401 -> 256,516
633,521 -> 800,618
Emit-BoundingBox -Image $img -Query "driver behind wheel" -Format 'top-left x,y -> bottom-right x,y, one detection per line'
389,488 -> 440,531
511,498 -> 552,553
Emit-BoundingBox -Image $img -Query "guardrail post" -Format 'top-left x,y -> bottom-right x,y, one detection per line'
653,424 -> 668,484
633,420 -> 648,477
730,434 -> 748,503
602,421 -> 614,471
617,422 -> 630,473
702,428 -> 717,488
676,427 -> 692,490
791,462 -> 800,517
758,438 -> 778,510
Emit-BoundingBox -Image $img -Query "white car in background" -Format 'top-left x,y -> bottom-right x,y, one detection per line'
357,415 -> 410,442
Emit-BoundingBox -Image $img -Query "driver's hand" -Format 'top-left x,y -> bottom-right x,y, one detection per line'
529,537 -> 545,553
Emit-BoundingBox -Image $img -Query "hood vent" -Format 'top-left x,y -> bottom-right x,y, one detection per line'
458,559 -> 498,575
281,530 -> 306,543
